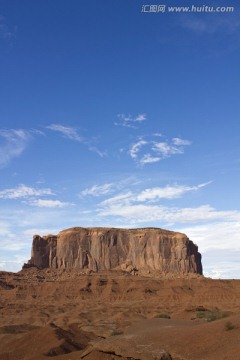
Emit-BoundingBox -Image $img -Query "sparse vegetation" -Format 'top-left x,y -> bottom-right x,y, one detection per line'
111,330 -> 123,336
196,309 -> 229,322
225,321 -> 236,331
155,313 -> 171,319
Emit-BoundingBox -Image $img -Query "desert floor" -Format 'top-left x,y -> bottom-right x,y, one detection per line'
1,269 -> 240,360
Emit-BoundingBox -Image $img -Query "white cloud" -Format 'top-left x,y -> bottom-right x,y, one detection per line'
0,205 -> 79,272
0,257 -> 27,273
203,254 -> 240,279
178,222 -> 240,279
0,220 -> 15,241
95,181 -> 212,209
98,191 -> 240,224
100,192 -> 133,206
172,137 -> 192,146
152,141 -> 183,156
139,154 -> 161,165
0,184 -> 53,199
137,182 -> 211,201
80,183 -> 113,197
81,178 -> 140,199
135,114 -> 146,122
28,199 -> 72,208
115,113 -> 147,128
0,129 -> 31,167
129,136 -> 191,165
129,140 -> 148,159
47,124 -> 83,142
179,221 -> 240,252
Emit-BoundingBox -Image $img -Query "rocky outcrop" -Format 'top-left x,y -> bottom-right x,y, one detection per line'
25,227 -> 202,275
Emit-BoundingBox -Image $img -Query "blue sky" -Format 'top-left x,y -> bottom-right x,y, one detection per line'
0,0 -> 240,278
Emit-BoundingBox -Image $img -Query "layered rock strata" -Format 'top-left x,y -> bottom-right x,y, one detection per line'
25,227 -> 202,275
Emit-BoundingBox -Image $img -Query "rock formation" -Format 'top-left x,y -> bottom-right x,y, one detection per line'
25,227 -> 202,275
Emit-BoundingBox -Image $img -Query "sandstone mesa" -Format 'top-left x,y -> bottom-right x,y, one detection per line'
25,227 -> 203,275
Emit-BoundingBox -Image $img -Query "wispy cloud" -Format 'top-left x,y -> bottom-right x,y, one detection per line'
129,139 -> 148,159
80,183 -> 114,197
80,177 -> 141,199
93,180 -> 239,226
100,192 -> 133,206
139,154 -> 161,165
47,124 -> 83,142
152,140 -> 188,156
0,184 -> 73,209
136,182 -> 212,201
0,129 -> 31,167
129,135 -> 191,165
28,199 -> 72,208
88,146 -> 107,158
98,181 -> 212,208
47,124 -> 106,157
115,113 -> 147,128
30,128 -> 46,136
181,14 -> 240,34
0,184 -> 53,199
98,201 -> 240,225
0,15 -> 16,42
172,137 -> 191,146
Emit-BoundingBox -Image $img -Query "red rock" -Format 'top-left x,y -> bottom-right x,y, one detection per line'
26,227 -> 202,275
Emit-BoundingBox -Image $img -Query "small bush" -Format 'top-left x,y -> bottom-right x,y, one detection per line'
111,330 -> 123,336
196,309 -> 229,322
225,321 -> 235,331
155,313 -> 171,319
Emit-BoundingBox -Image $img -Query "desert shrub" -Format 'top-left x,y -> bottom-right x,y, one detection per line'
225,321 -> 235,331
196,309 -> 229,322
155,313 -> 171,319
111,330 -> 123,336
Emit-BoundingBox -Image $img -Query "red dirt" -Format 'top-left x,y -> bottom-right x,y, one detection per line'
0,269 -> 240,359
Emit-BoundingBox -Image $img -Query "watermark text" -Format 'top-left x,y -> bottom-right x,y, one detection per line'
141,5 -> 235,13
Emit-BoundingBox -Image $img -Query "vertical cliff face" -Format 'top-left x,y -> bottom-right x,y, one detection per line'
26,227 -> 202,275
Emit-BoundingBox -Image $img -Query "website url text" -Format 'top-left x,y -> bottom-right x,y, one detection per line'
141,5 -> 235,13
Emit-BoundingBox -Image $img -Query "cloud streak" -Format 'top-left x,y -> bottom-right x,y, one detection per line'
0,184 -> 54,199
115,113 -> 147,128
47,124 -> 83,142
136,182 -> 211,201
90,180 -> 240,230
0,129 -> 32,167
98,201 -> 240,225
47,124 -> 106,158
96,181 -> 220,225
80,183 -> 114,197
28,199 -> 72,208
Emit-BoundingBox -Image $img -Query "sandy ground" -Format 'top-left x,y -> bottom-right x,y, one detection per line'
1,269 -> 240,359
